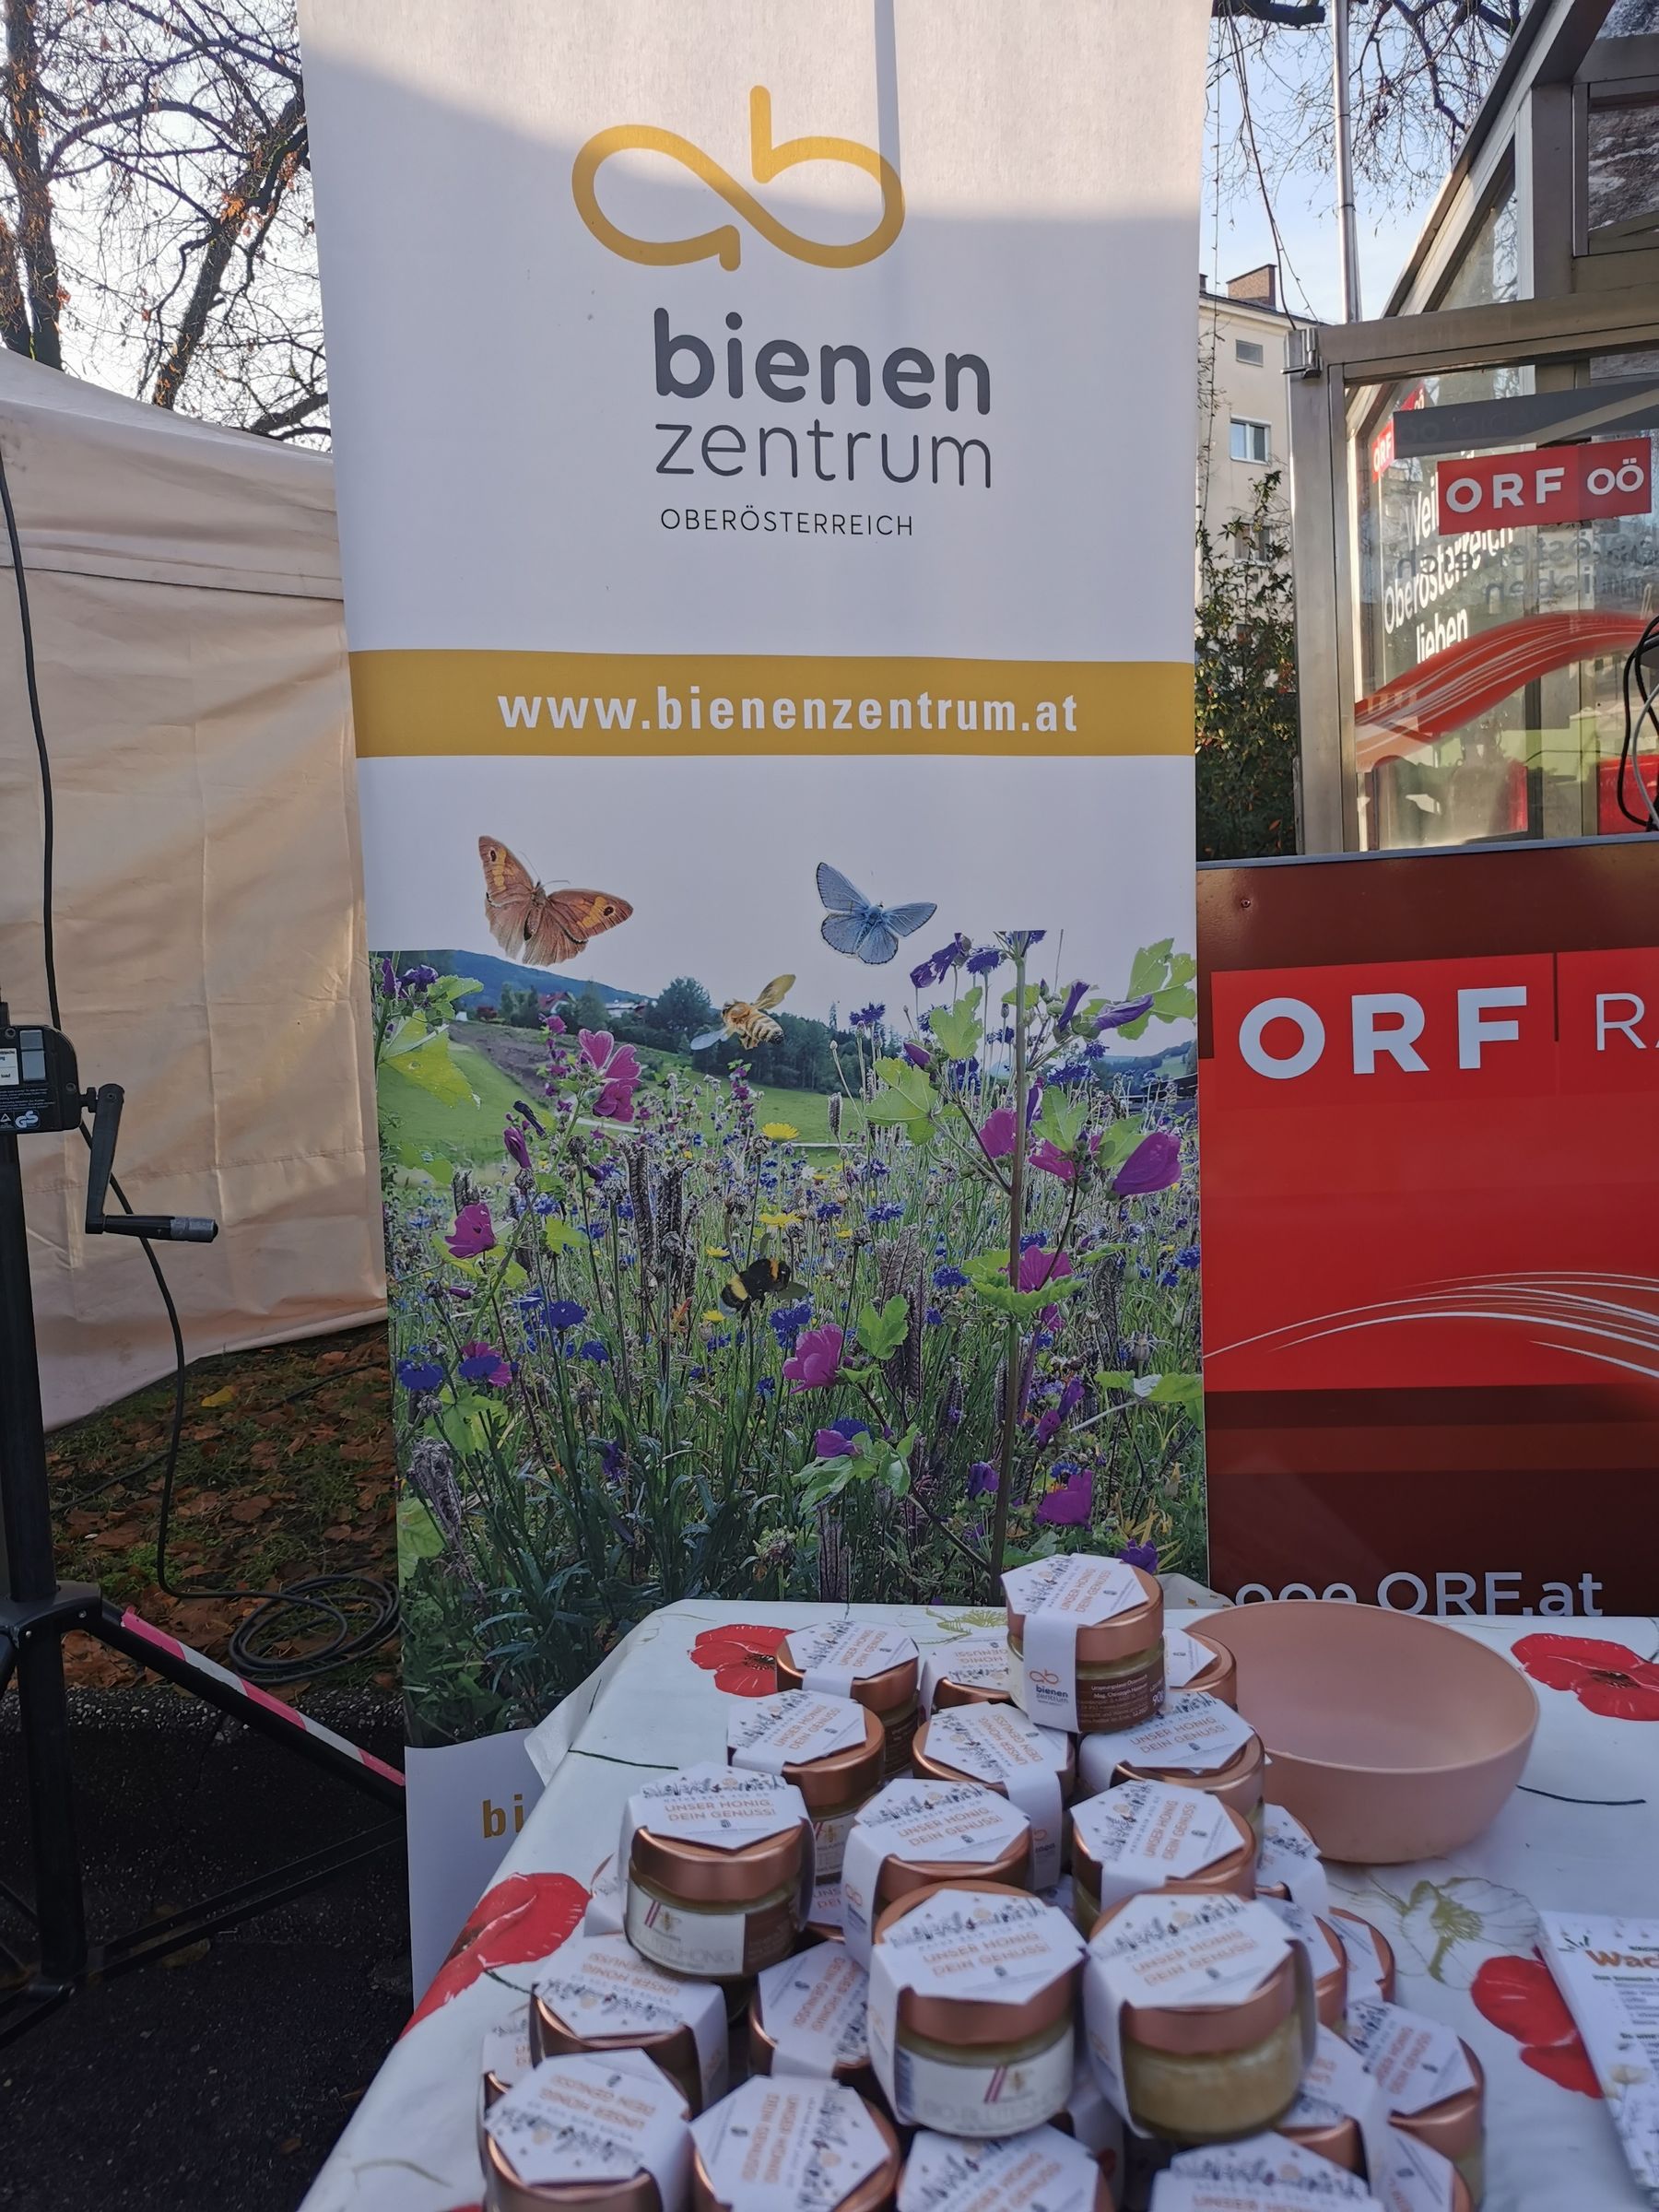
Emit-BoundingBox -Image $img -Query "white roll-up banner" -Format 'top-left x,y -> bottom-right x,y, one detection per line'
299,0 -> 1210,1984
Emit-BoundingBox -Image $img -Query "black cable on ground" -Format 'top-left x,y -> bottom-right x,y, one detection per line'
1,433 -> 396,1684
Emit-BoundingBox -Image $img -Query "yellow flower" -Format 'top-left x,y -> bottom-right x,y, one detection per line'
704,1244 -> 729,1259
758,1211 -> 801,1230
760,1121 -> 799,1141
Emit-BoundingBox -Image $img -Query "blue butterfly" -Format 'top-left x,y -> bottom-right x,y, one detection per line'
816,863 -> 937,966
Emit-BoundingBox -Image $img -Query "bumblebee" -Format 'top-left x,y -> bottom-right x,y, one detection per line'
721,1254 -> 794,1314
691,974 -> 794,1053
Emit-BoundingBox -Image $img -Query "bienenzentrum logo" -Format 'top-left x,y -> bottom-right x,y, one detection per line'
572,86 -> 903,270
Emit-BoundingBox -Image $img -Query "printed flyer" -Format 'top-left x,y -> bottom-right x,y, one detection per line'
298,0 -> 1210,1977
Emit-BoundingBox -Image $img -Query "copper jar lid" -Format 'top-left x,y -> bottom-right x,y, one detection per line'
1118,1730 -> 1264,1821
1074,1798 -> 1257,1916
689,2088 -> 900,2212
1278,2109 -> 1363,2172
912,1712 -> 1077,1802
1177,1630 -> 1237,1706
775,1629 -> 920,1719
484,2126 -> 666,2212
1005,1562 -> 1162,1665
1390,2041 -> 1485,2161
874,1818 -> 1032,1913
1330,1907 -> 1396,2002
872,1882 -> 1081,2047
727,1701 -> 886,1814
630,1813 -> 807,1908
532,1994 -> 708,2119
1094,1894 -> 1299,2056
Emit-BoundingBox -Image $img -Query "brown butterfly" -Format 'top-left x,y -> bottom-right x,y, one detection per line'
477,837 -> 633,968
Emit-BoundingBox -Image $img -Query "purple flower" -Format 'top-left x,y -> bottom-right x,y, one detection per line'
1029,1139 -> 1074,1182
965,945 -> 1003,975
782,1324 -> 844,1393
967,1461 -> 998,1498
444,1202 -> 496,1258
978,1107 -> 1017,1159
814,1418 -> 869,1460
1112,1131 -> 1182,1197
1119,1537 -> 1159,1572
457,1339 -> 512,1387
1056,980 -> 1088,1030
503,1124 -> 532,1174
396,1358 -> 442,1393
1036,1462 -> 1093,1527
1093,995 -> 1155,1034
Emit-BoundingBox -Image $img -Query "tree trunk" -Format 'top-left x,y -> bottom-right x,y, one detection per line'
2,0 -> 63,366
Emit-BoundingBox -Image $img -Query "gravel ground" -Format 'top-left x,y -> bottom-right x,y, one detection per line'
0,1685 -> 411,2212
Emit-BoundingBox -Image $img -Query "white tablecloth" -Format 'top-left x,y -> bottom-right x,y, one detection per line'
300,1605 -> 1659,2212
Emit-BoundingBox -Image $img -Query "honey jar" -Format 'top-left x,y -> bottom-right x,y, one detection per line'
897,2124 -> 1115,2209
919,1631 -> 1014,1714
727,1690 -> 886,1881
1083,1891 -> 1314,2146
774,1622 -> 922,1777
623,1763 -> 812,1983
481,2049 -> 692,2211
840,1775 -> 1032,1965
747,1943 -> 876,2095
1348,1997 -> 1487,2206
1077,1695 -> 1265,1836
868,1884 -> 1086,2137
1161,1624 -> 1237,1708
1071,1782 -> 1256,1934
689,2079 -> 900,2211
529,1933 -> 729,2114
1004,1555 -> 1164,1735
912,1704 -> 1076,1891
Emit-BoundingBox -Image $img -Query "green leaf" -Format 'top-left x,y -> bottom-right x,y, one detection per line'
856,1296 -> 911,1360
396,1494 -> 445,1578
927,993 -> 982,1061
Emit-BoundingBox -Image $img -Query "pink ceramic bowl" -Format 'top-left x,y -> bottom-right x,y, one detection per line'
1195,1602 -> 1538,1864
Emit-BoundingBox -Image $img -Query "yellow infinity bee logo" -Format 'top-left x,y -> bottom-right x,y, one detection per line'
572,86 -> 903,271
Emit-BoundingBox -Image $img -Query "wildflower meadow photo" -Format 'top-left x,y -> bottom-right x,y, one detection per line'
372,817 -> 1205,1747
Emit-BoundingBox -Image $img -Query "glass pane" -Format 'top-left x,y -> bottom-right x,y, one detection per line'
1353,350 -> 1659,852
1587,94 -> 1659,235
1436,165 -> 1518,311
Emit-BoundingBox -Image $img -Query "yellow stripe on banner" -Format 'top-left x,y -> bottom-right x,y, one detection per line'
349,652 -> 1192,759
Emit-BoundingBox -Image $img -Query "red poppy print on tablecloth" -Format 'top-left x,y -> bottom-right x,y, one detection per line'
404,1869 -> 587,2033
1512,1632 -> 1659,1721
688,1622 -> 794,1697
1471,1951 -> 1601,2097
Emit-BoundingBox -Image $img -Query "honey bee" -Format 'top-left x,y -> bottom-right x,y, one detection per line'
691,974 -> 794,1053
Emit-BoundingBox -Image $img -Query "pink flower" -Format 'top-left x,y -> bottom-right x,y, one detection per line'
1112,1131 -> 1182,1196
1036,1464 -> 1093,1526
782,1324 -> 844,1393
444,1201 -> 495,1258
1029,1139 -> 1074,1182
1018,1246 -> 1073,1295
978,1108 -> 1017,1159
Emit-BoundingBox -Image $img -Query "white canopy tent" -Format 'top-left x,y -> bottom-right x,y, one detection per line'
0,353 -> 383,1430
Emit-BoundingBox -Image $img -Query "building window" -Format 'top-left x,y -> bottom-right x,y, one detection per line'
1234,337 -> 1265,367
1230,418 -> 1271,465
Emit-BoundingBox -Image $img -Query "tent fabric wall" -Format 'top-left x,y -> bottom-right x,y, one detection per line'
0,354 -> 384,1430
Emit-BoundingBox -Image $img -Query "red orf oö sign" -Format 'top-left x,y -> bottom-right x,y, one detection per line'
1198,839 -> 1659,1618
1436,438 -> 1651,530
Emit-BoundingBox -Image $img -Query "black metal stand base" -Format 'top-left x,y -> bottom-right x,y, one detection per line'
0,1107 -> 405,2049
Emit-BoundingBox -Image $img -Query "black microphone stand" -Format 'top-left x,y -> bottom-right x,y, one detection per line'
0,1001 -> 405,2043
